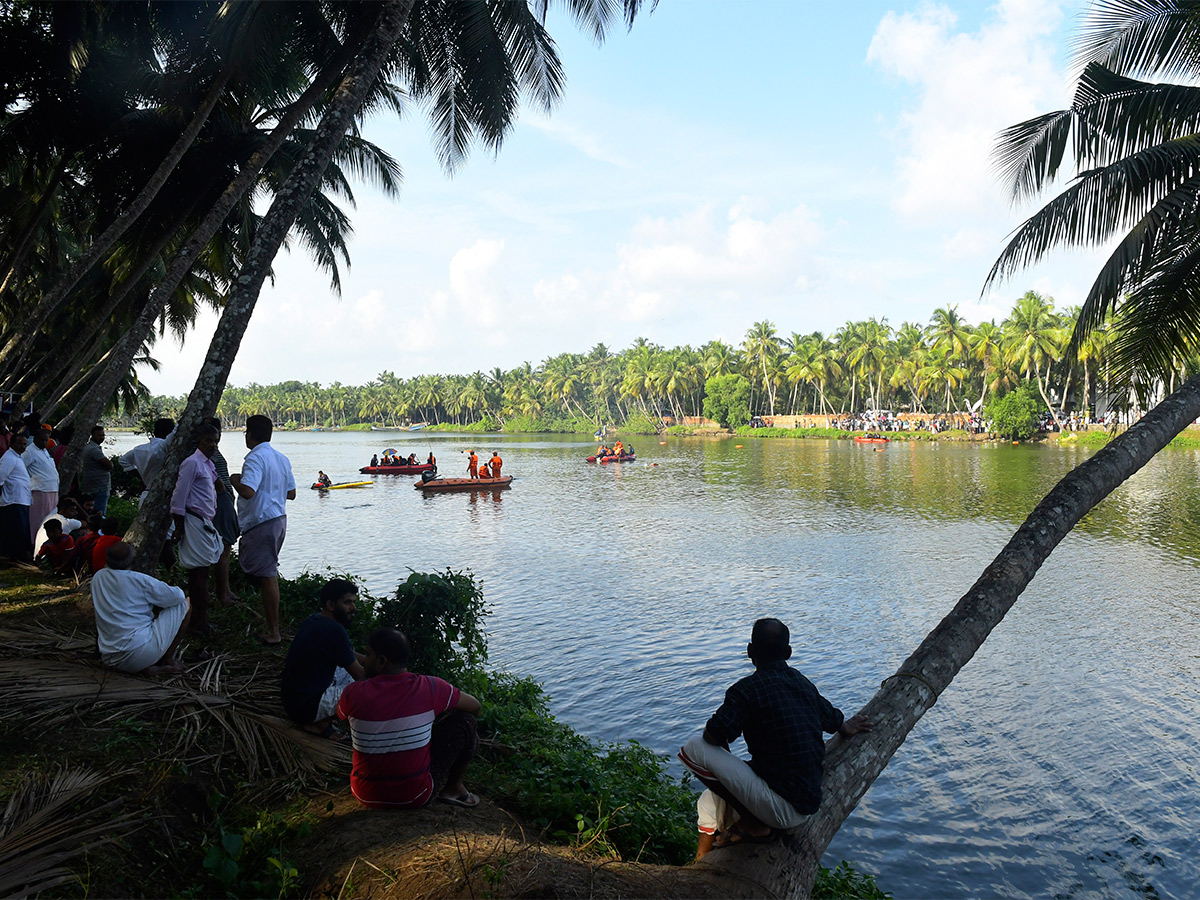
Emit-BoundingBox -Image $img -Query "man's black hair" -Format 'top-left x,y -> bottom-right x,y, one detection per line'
44,518 -> 63,533
106,541 -> 133,570
90,424 -> 104,436
246,414 -> 272,443
197,424 -> 219,441
318,578 -> 357,609
749,617 -> 790,663
202,416 -> 222,430
153,418 -> 174,439
101,516 -> 121,534
367,627 -> 411,669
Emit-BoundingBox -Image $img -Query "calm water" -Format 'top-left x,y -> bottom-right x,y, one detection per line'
109,430 -> 1200,899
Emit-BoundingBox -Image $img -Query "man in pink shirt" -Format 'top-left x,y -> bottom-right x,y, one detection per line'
170,425 -> 224,635
337,628 -> 482,809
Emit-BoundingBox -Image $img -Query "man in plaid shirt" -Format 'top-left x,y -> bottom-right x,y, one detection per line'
679,618 -> 872,858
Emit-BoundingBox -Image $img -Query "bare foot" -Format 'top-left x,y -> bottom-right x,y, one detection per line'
220,593 -> 239,607
143,662 -> 185,676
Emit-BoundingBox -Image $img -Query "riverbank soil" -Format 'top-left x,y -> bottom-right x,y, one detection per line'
0,570 -> 723,899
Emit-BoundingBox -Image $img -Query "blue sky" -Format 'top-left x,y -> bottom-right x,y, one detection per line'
145,0 -> 1102,395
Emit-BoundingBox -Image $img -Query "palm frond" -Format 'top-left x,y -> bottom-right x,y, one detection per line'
1072,63 -> 1200,167
0,767 -> 138,899
1068,172 -> 1200,347
985,135 -> 1200,289
993,109 -> 1074,203
1074,0 -> 1200,80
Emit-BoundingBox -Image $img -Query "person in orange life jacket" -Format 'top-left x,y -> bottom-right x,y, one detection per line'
488,452 -> 502,478
467,451 -> 478,479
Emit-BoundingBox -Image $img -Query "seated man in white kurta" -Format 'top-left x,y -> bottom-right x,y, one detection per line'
91,541 -> 191,676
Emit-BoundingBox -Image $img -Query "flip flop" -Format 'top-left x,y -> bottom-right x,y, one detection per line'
438,792 -> 480,809
713,824 -> 775,848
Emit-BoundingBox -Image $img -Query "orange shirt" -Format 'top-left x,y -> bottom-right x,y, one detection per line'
490,455 -> 502,476
478,463 -> 491,479
468,453 -> 478,476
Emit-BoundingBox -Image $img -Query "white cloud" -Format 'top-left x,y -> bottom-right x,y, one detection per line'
868,0 -> 1071,222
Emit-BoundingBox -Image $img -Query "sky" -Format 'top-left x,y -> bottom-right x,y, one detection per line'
141,0 -> 1106,396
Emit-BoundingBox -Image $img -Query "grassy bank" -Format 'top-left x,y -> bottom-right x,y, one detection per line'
0,564 -> 888,899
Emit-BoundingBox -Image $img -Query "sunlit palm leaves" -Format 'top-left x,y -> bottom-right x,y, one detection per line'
988,0 -> 1200,381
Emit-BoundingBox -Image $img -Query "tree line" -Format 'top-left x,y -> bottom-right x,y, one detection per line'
138,290 -> 1180,432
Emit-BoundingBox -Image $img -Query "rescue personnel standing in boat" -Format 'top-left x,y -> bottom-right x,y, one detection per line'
467,451 -> 479,479
489,452 -> 502,479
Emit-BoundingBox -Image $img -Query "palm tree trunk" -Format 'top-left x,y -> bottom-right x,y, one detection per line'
122,0 -> 415,573
691,373 -> 1200,897
0,64 -> 236,376
53,49 -> 352,488
1035,362 -> 1063,430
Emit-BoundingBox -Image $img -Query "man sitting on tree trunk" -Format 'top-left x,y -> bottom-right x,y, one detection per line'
679,617 -> 872,859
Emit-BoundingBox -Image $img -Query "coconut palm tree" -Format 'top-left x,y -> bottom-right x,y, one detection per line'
742,320 -> 781,414
1003,291 -> 1066,427
986,0 -> 1200,386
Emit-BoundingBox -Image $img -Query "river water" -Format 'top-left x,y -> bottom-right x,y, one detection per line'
108,430 -> 1200,899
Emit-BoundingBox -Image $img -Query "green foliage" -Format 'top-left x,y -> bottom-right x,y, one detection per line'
1169,430 -> 1200,448
703,374 -> 751,428
1058,430 -> 1113,448
426,418 -> 498,432
374,569 -> 490,680
812,861 -> 892,899
619,411 -> 660,434
734,425 -> 849,439
104,496 -> 140,532
986,384 -> 1041,440
200,799 -> 310,899
108,454 -> 145,501
276,569 -> 379,646
461,668 -> 696,865
501,413 -> 594,433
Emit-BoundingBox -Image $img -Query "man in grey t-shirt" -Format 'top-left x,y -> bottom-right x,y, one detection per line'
80,425 -> 113,514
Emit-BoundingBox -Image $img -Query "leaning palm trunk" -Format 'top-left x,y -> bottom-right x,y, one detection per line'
124,0 -> 416,573
690,374 -> 1200,897
0,65 -> 235,380
53,48 -> 352,487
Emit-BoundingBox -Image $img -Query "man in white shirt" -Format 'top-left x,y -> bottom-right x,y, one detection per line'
22,425 -> 59,546
119,417 -> 174,498
0,427 -> 33,561
231,415 -> 295,646
91,541 -> 191,676
33,496 -> 84,554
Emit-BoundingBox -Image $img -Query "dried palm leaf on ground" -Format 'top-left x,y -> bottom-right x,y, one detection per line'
0,767 -> 137,899
0,657 -> 348,784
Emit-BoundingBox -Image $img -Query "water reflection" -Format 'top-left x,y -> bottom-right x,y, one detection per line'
105,431 -> 1200,899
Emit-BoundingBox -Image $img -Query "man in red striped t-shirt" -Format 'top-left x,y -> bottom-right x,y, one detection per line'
337,628 -> 482,809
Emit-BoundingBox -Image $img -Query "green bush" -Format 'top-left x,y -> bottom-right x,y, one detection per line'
374,569 -> 490,681
426,418 -> 498,433
985,385 -> 1041,440
104,496 -> 140,532
501,413 -> 594,433
460,667 -> 696,865
619,411 -> 660,434
703,374 -> 751,428
812,861 -> 892,899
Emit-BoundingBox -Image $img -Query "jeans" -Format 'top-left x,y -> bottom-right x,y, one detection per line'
90,487 -> 110,516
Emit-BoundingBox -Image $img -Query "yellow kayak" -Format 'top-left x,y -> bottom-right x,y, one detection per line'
311,480 -> 373,490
